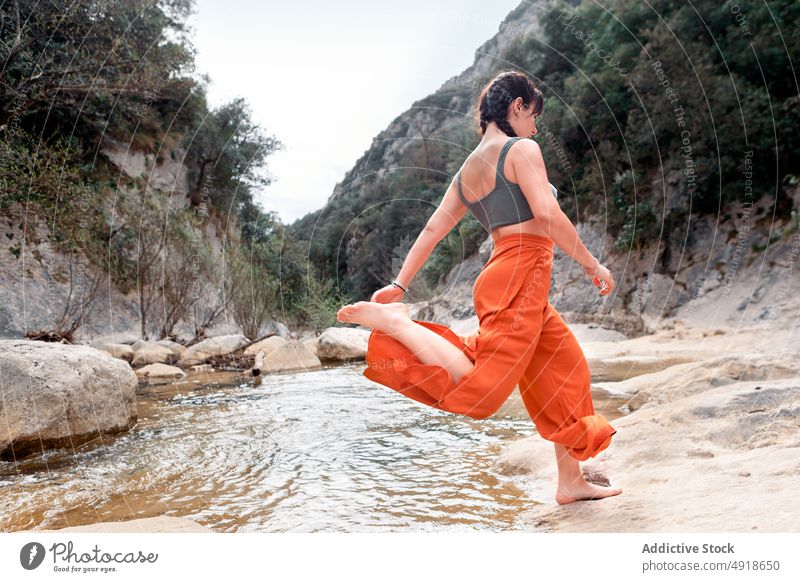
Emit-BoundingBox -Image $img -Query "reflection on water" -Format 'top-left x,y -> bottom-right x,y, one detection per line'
0,365 -> 629,532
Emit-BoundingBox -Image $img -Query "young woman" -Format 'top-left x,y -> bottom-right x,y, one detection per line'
337,71 -> 622,505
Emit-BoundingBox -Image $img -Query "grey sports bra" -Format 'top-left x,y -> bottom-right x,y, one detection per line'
457,136 -> 558,233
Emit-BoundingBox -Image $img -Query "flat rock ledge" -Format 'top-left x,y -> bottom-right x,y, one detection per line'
494,375 -> 800,532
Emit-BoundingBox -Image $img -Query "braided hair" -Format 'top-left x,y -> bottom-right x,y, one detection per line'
477,71 -> 544,136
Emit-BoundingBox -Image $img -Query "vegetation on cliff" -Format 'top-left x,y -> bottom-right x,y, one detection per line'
0,0 -> 346,339
290,0 -> 799,297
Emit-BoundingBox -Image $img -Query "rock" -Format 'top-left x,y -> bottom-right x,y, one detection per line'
409,298 -> 475,326
30,516 -> 212,533
301,336 -> 320,356
88,332 -> 140,346
0,340 -> 137,460
101,143 -> 190,196
261,339 -> 322,373
156,339 -> 187,359
275,321 -> 291,339
316,327 -> 370,361
243,335 -> 287,357
177,334 -> 249,367
596,354 -> 798,412
587,354 -> 698,382
582,324 -> 800,383
479,235 -> 494,263
190,363 -> 214,373
450,316 -> 478,336
131,341 -> 175,367
134,363 -> 186,380
96,343 -> 134,363
259,319 -> 291,339
568,323 -> 629,343
493,377 -> 800,532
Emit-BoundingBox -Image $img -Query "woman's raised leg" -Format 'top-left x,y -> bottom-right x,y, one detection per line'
337,301 -> 474,382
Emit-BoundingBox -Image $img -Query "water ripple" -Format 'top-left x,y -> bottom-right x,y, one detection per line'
1,365 -> 627,532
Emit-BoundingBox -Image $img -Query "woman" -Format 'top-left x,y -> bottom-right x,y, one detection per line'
336,71 -> 622,505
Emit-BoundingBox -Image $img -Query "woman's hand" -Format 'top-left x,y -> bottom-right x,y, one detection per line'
371,284 -> 406,303
583,259 -> 615,296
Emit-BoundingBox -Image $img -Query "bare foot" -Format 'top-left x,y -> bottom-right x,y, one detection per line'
336,301 -> 410,332
555,479 -> 623,505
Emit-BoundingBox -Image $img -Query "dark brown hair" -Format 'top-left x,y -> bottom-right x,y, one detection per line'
477,71 -> 544,136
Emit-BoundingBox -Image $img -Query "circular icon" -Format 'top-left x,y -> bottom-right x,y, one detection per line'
20,542 -> 46,570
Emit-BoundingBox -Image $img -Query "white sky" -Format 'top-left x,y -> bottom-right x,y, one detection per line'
188,0 -> 522,223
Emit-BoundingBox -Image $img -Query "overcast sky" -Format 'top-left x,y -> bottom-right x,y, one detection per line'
187,0 -> 522,223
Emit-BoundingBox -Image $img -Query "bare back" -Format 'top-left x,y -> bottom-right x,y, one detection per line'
459,137 -> 553,244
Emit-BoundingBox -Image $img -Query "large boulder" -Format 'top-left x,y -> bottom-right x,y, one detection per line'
131,341 -> 175,367
156,339 -> 187,360
96,343 -> 134,363
0,340 -> 138,460
178,334 -> 249,367
301,336 -> 320,357
243,335 -> 287,357
260,340 -> 322,373
316,327 -> 370,361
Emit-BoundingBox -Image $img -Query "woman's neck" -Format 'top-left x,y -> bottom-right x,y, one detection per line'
481,124 -> 510,145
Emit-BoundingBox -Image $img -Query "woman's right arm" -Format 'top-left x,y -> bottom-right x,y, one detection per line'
372,176 -> 468,303
513,140 -> 614,294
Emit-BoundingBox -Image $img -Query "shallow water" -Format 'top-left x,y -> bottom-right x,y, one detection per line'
0,365 -> 628,532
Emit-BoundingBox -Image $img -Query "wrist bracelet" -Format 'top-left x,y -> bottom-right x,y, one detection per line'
390,279 -> 408,293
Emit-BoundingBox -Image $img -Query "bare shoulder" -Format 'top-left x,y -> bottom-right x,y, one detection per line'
507,139 -> 544,181
508,137 -> 542,159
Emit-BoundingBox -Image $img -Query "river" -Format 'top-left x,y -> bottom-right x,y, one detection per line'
0,365 -> 628,532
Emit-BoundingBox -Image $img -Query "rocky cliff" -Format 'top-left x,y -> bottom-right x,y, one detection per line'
0,143 -> 259,343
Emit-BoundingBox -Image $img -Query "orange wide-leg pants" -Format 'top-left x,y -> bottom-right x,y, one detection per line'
363,233 -> 616,461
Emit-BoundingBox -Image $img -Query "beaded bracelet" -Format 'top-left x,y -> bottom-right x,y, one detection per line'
390,279 -> 408,293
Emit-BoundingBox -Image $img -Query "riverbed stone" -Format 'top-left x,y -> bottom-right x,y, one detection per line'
135,363 -> 187,380
96,343 -> 134,363
243,335 -> 287,357
261,339 -> 322,373
177,334 -> 249,367
301,336 -> 320,356
316,326 -> 370,361
156,339 -> 187,359
0,340 -> 137,460
131,341 -> 175,367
